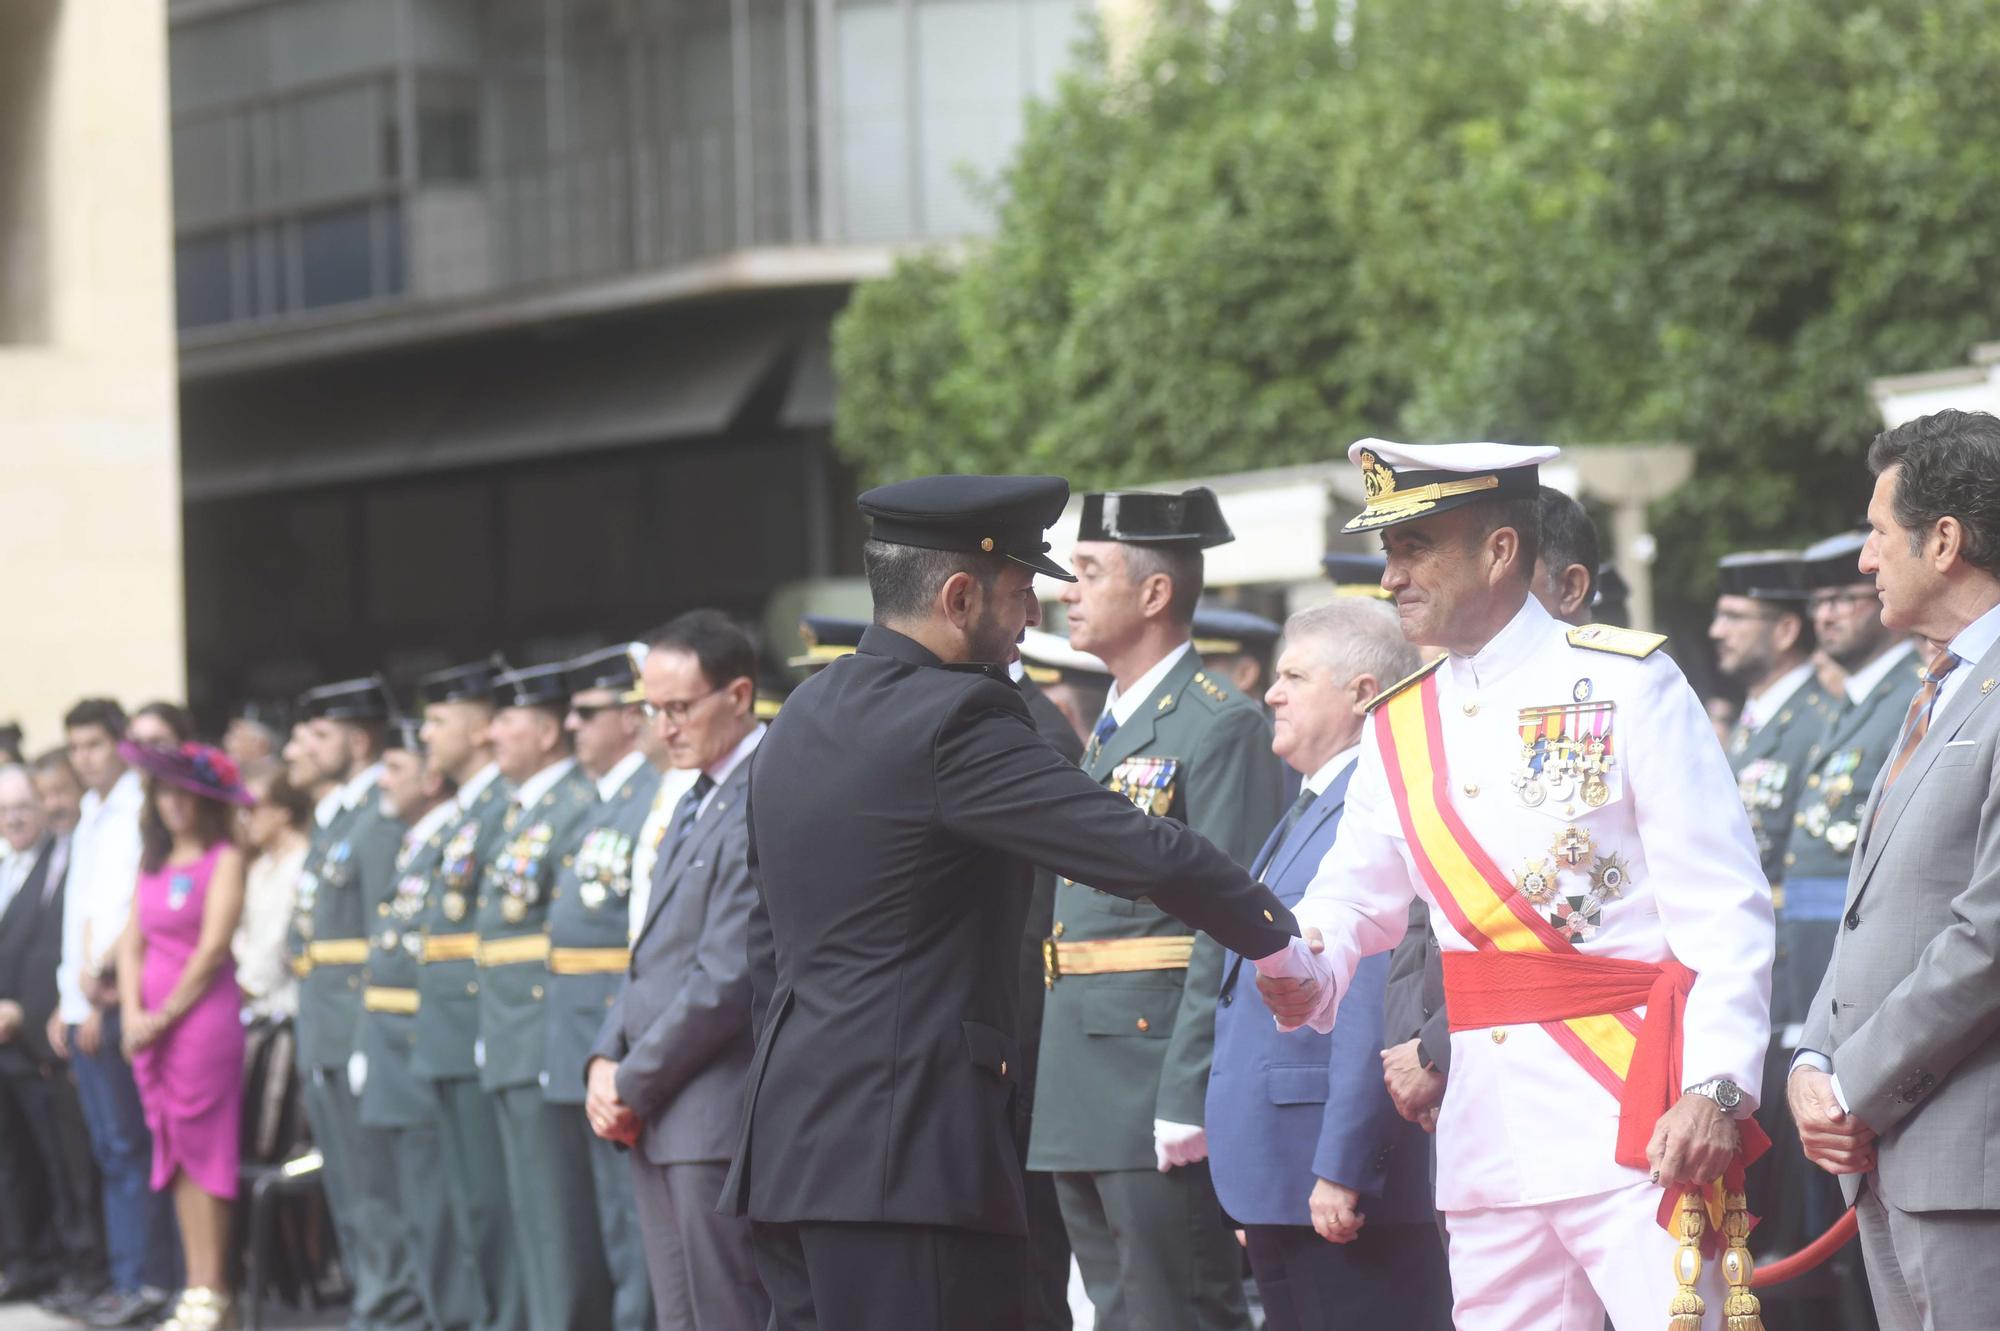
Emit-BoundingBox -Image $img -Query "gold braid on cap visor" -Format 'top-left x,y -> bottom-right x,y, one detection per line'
1348,474 -> 1501,531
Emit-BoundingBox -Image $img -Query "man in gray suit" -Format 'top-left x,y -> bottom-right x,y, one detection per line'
1791,407 -> 2000,1331
588,610 -> 769,1331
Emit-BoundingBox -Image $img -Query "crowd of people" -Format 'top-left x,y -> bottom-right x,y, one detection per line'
0,408 -> 1994,1331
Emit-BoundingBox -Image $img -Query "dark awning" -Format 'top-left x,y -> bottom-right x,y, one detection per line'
181,301 -> 829,501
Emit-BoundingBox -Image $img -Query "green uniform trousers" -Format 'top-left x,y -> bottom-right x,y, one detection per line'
492,1084 -> 612,1331
1054,1164 -> 1248,1331
389,1119 -> 477,1331
302,1070 -> 425,1331
428,1075 -> 528,1331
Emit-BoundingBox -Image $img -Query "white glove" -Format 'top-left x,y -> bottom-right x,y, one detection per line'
1153,1119 -> 1208,1172
347,1052 -> 367,1097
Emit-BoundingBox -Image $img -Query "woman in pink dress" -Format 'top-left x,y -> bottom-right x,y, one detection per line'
115,741 -> 251,1331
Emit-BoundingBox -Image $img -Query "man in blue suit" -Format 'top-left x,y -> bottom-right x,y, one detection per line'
1208,598 -> 1453,1330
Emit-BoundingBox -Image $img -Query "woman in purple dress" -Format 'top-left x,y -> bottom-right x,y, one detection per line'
115,742 -> 251,1331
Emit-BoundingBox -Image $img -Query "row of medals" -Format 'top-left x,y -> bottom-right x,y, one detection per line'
1509,711 -> 1624,940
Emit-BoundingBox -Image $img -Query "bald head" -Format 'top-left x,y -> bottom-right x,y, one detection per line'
0,765 -> 46,854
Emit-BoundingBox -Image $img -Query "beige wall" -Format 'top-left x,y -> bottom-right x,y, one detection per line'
0,0 -> 185,752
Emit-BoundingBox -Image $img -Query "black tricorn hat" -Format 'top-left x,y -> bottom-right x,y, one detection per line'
1192,604 -> 1282,657
416,658 -> 503,707
1801,531 -> 1869,592
1716,551 -> 1809,602
790,615 -> 869,670
1592,564 -> 1630,626
492,662 -> 570,712
858,474 -> 1075,581
1077,487 -> 1234,548
565,644 -> 643,701
1321,551 -> 1390,598
297,676 -> 393,723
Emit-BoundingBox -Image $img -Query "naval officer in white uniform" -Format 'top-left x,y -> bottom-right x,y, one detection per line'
1257,440 -> 1775,1331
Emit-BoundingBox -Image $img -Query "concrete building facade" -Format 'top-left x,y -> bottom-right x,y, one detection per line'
169,0 -> 1096,716
1,1 -> 186,747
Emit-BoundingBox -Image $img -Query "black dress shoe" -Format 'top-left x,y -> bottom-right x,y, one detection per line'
83,1286 -> 170,1328
39,1271 -> 108,1316
0,1270 -> 55,1302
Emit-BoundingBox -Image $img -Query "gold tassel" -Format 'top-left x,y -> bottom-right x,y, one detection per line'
1668,1191 -> 1706,1331
1720,1189 -> 1764,1331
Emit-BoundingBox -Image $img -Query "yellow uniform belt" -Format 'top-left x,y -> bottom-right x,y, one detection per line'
1043,936 -> 1195,985
363,986 -> 420,1014
477,935 -> 552,967
307,939 -> 369,966
549,947 -> 630,975
421,933 -> 478,963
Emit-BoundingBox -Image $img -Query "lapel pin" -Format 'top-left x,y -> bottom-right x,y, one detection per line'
1982,679 -> 1996,695
1158,695 -> 1173,710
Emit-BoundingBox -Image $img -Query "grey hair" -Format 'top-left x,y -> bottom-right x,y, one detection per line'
1282,598 -> 1419,694
1122,544 -> 1203,627
1868,409 -> 2000,574
0,764 -> 31,799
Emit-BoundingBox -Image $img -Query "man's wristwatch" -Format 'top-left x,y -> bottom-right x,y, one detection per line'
1686,1078 -> 1746,1116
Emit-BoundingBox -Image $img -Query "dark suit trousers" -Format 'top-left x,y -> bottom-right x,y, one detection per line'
751,1220 -> 1024,1331
628,1156 -> 763,1331
1243,1221 -> 1451,1331
0,1069 -> 102,1280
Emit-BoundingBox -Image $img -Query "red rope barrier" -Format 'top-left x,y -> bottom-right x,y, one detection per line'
1751,1206 -> 1860,1287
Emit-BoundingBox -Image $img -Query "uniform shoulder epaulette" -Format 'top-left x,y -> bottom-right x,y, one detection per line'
1364,654 -> 1447,714
1566,624 -> 1667,659
1187,670 -> 1234,708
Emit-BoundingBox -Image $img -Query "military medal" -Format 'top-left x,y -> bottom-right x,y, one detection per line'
1588,852 -> 1628,899
443,891 -> 467,922
1515,857 -> 1559,905
1553,824 -> 1594,868
1518,701 -> 1616,810
1550,896 -> 1601,941
501,894 -> 527,924
579,880 -> 607,911
1110,757 -> 1179,816
1825,821 -> 1859,855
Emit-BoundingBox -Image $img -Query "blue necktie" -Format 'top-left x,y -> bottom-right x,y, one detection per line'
1091,710 -> 1119,746
670,773 -> 716,851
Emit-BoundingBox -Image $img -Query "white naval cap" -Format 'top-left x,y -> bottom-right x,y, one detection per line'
1343,439 -> 1560,534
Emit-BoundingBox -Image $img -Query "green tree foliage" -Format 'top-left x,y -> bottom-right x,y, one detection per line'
832,0 -> 2000,617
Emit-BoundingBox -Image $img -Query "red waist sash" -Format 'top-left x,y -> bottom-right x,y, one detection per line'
1443,948 -> 1769,1243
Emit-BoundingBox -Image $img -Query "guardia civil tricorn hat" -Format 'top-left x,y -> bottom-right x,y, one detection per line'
1076,488 -> 1234,548
1342,439 -> 1558,534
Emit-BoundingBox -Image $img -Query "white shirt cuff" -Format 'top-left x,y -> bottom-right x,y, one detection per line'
1790,1049 -> 1851,1113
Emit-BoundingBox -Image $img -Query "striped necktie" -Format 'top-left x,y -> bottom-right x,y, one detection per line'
1085,709 -> 1118,762
1871,646 -> 1959,828
669,773 -> 716,851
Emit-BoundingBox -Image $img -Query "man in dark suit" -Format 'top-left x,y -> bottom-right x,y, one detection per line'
587,613 -> 767,1331
720,475 -> 1301,1331
0,765 -> 101,1301
1207,600 -> 1448,1331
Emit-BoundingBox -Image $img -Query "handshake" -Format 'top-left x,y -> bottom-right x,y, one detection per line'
1251,927 -> 1332,1031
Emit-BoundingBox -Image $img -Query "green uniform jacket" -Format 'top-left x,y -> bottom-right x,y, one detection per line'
412,773 -> 513,1081
542,760 -> 662,1106
1728,675 -> 1838,884
358,810 -> 452,1128
475,762 -> 598,1093
294,790 -> 405,1072
1785,648 -> 1922,882
1027,647 -> 1285,1172
1773,647 -> 1922,1026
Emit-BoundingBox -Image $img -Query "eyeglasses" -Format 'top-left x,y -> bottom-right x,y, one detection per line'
1807,589 -> 1878,613
641,687 -> 723,725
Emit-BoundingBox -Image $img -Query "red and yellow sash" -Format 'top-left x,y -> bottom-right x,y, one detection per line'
1373,671 -> 1766,1238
